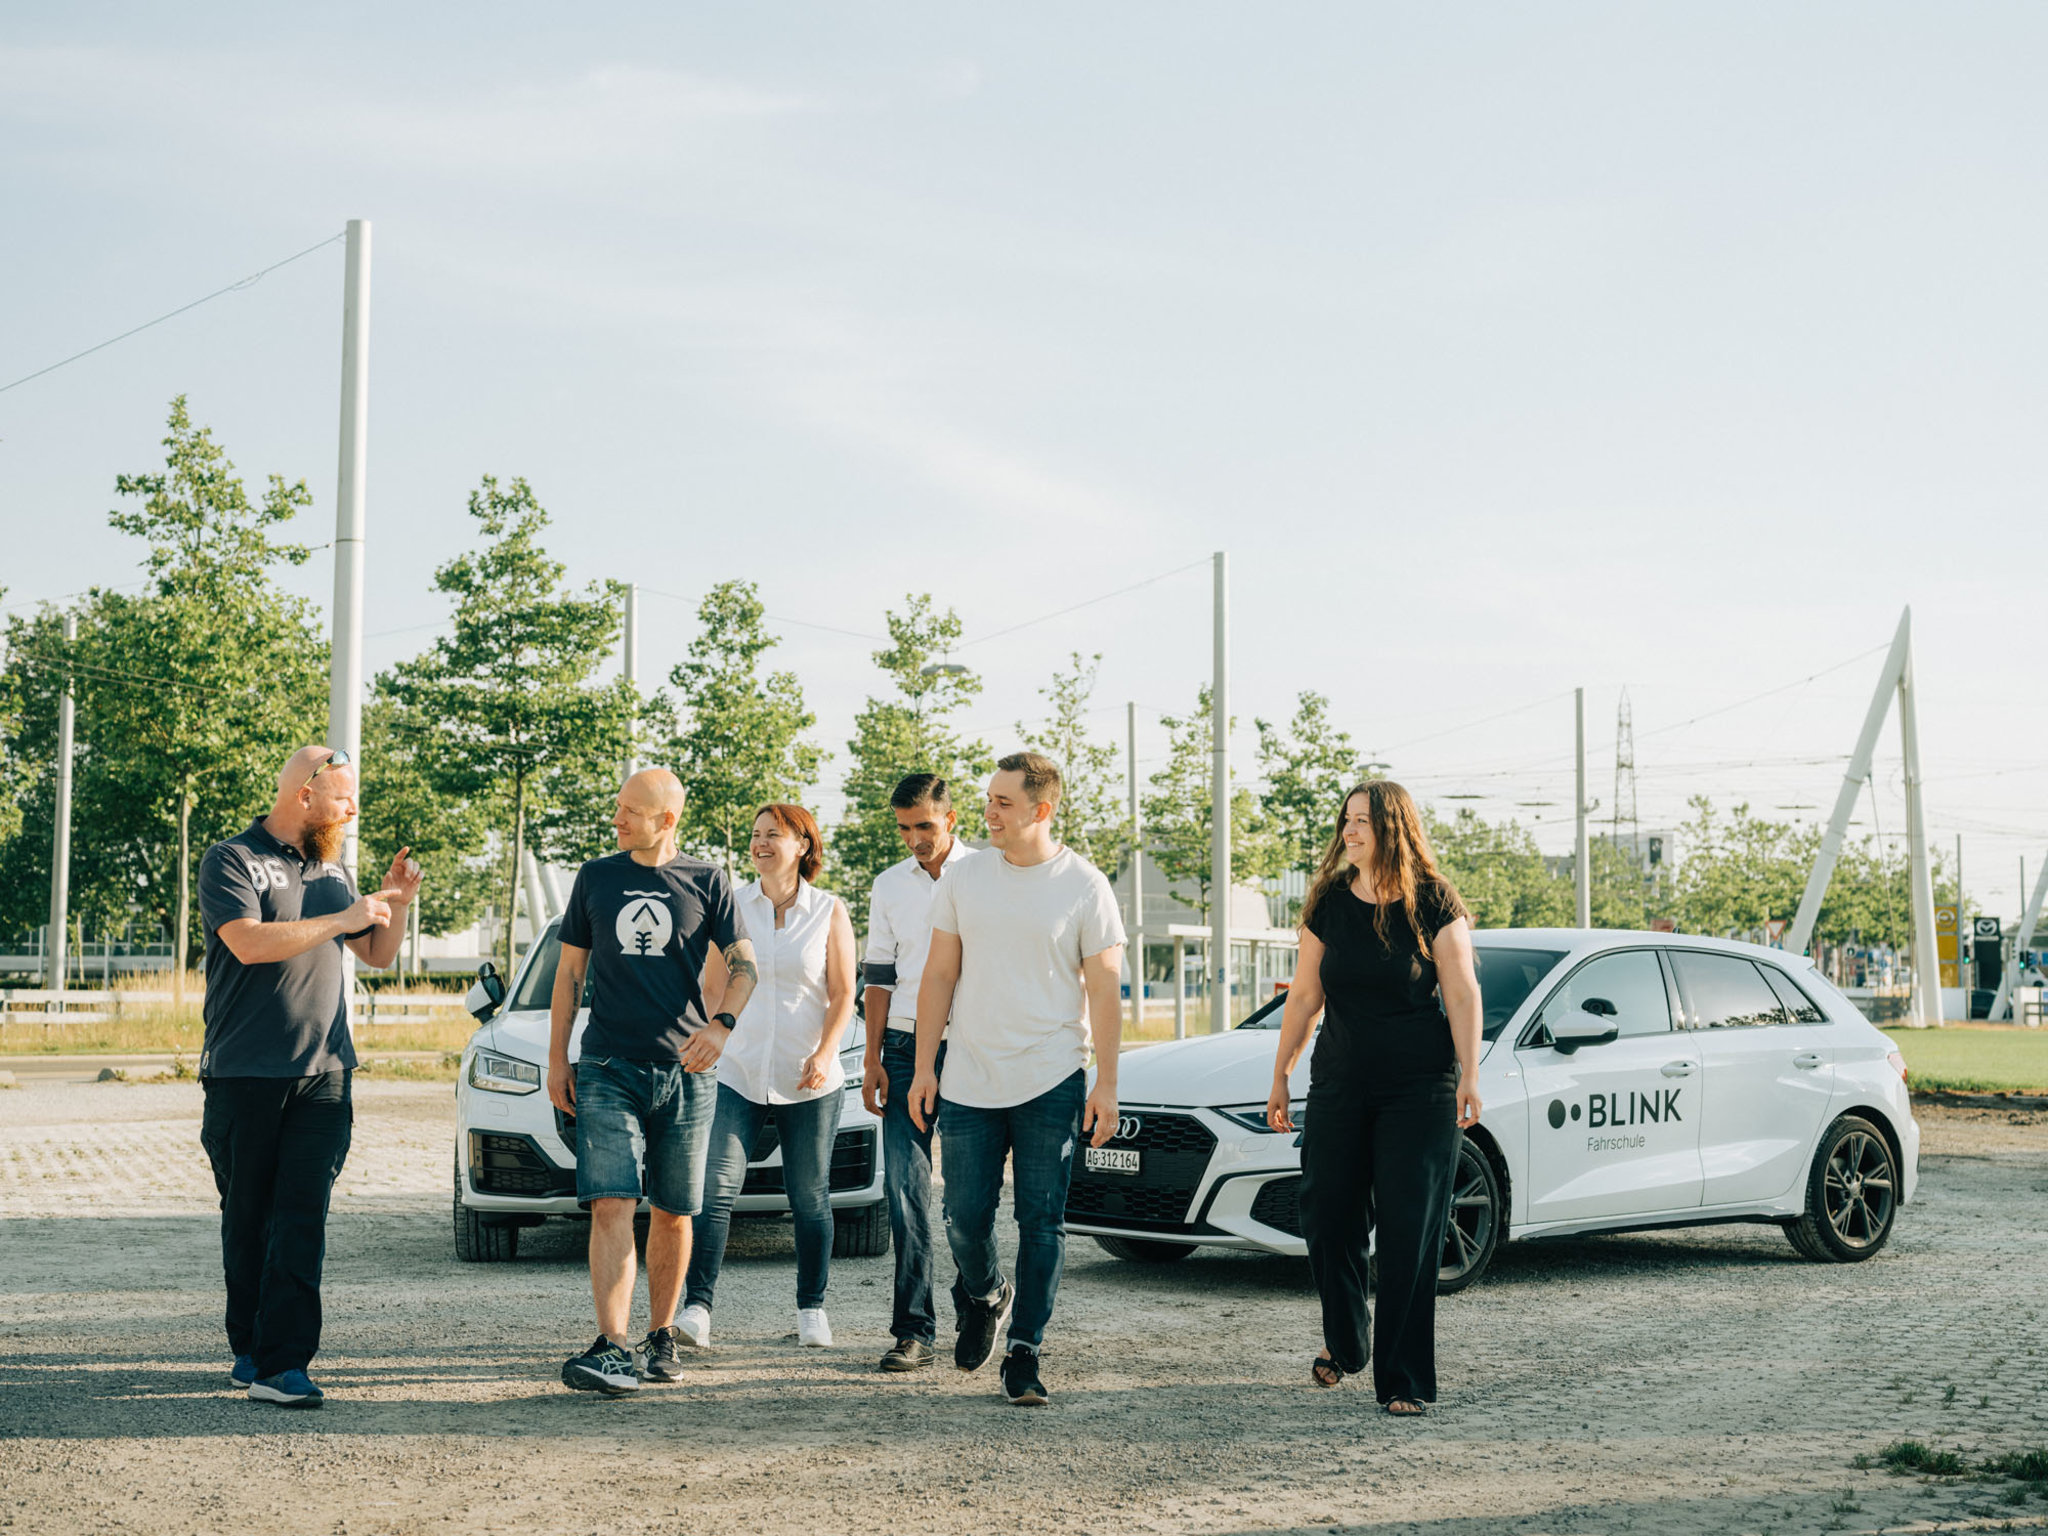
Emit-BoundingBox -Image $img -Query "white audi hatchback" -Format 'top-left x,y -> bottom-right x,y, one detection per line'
1067,930 -> 1918,1291
451,919 -> 889,1262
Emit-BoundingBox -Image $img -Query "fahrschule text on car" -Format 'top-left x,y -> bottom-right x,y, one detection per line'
1066,929 -> 1918,1292
451,918 -> 889,1262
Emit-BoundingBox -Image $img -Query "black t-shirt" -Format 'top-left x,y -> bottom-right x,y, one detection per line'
559,851 -> 745,1063
197,819 -> 370,1078
1305,879 -> 1469,1084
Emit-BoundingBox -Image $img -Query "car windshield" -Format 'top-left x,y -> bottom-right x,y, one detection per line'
508,922 -> 589,1012
1230,944 -> 1567,1039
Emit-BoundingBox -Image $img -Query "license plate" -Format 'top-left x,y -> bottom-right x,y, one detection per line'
1085,1146 -> 1140,1176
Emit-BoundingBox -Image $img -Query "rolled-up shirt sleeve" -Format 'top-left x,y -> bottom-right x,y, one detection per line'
863,875 -> 898,989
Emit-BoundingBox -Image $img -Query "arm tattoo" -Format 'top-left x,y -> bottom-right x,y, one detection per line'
722,939 -> 759,986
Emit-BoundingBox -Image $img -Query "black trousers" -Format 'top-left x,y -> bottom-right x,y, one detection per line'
199,1071 -> 353,1378
1299,1070 -> 1460,1403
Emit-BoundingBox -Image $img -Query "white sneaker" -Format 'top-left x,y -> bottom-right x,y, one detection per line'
677,1304 -> 711,1348
797,1308 -> 833,1348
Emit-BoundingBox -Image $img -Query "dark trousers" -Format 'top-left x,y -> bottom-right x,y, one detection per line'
684,1083 -> 838,1312
1299,1071 -> 1459,1403
199,1071 -> 353,1379
880,1030 -> 945,1343
938,1071 -> 1085,1352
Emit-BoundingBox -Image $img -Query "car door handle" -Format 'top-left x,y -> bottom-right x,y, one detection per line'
1792,1052 -> 1824,1070
1660,1061 -> 1695,1078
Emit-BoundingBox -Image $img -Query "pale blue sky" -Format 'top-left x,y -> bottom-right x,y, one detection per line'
3,4 -> 2044,918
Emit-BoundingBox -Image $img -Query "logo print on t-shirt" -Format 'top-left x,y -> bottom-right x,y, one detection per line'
615,891 -> 674,957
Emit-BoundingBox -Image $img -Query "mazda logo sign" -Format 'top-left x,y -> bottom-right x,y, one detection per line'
1114,1115 -> 1143,1141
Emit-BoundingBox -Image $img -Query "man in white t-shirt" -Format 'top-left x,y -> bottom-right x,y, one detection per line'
909,752 -> 1125,1406
860,773 -> 978,1373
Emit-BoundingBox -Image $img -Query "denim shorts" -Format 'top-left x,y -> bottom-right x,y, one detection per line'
574,1055 -> 717,1215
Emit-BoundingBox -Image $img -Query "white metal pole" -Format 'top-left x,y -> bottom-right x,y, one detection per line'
1173,935 -> 1186,1040
1575,687 -> 1590,928
1990,851 -> 2048,1021
1895,611 -> 1942,1028
622,581 -> 640,780
1127,700 -> 1143,1039
46,615 -> 77,992
1211,551 -> 1230,1033
1787,609 -> 1912,955
327,219 -> 371,880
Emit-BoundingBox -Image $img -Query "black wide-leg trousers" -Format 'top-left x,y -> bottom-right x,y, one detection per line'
199,1071 -> 353,1378
1299,1070 -> 1460,1403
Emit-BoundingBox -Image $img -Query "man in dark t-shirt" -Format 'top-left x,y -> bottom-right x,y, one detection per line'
548,768 -> 759,1394
196,744 -> 421,1409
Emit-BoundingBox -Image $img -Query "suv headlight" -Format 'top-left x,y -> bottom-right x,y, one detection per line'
468,1050 -> 541,1095
1215,1101 -> 1306,1134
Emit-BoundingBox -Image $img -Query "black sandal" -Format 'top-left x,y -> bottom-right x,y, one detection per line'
1311,1352 -> 1345,1389
1383,1397 -> 1429,1417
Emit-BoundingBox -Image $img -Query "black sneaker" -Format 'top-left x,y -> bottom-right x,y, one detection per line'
951,1277 -> 1015,1373
999,1345 -> 1048,1406
562,1335 -> 640,1396
637,1326 -> 685,1383
879,1337 -> 935,1373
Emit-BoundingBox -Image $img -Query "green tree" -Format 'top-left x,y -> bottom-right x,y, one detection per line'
837,595 -> 992,928
1142,684 -> 1283,920
354,696 -> 497,942
1667,797 -> 1815,938
664,579 -> 824,875
378,476 -> 642,970
1257,690 -> 1373,879
0,399 -> 327,988
1017,651 -> 1122,872
1426,808 -> 1573,929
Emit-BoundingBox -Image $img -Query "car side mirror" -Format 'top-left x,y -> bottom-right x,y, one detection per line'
1549,1013 -> 1620,1054
1582,997 -> 1618,1017
466,961 -> 506,1022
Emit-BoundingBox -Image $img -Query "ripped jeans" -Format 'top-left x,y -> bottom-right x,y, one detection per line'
937,1070 -> 1085,1352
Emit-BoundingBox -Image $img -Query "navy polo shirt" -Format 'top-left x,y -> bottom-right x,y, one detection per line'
197,819 -> 369,1078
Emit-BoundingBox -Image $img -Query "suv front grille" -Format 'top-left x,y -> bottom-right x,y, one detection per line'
469,1131 -> 577,1198
1064,1110 -> 1218,1232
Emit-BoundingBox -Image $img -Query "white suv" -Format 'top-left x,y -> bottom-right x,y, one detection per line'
452,919 -> 888,1262
1066,929 -> 1918,1291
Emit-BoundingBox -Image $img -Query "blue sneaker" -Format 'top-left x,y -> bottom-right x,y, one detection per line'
230,1355 -> 256,1389
248,1369 -> 324,1408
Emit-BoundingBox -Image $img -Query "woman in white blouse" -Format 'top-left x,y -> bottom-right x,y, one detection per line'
678,803 -> 857,1350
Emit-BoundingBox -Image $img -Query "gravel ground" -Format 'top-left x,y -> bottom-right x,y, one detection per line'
2,1078 -> 2045,1536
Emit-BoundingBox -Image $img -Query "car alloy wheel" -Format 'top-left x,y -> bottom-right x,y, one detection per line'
1435,1136 -> 1501,1295
1786,1114 -> 1898,1263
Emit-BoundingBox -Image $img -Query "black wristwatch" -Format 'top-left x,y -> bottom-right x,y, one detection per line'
712,1012 -> 738,1032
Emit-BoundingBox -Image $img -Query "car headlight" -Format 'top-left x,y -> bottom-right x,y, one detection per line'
1215,1101 -> 1306,1134
468,1050 -> 541,1095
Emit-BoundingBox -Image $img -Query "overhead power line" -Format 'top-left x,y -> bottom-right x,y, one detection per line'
0,232 -> 346,397
955,558 -> 1209,650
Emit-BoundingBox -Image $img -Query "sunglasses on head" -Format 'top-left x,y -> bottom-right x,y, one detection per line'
302,748 -> 353,792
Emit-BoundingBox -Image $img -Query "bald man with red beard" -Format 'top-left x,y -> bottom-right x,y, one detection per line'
196,745 -> 422,1408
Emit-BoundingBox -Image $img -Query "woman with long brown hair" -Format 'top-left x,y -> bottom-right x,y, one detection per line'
1264,780 -> 1483,1415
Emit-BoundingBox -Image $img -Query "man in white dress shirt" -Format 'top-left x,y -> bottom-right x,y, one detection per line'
860,774 -> 978,1372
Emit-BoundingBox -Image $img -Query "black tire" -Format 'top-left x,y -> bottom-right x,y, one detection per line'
1436,1137 -> 1503,1295
832,1200 -> 891,1258
452,1153 -> 519,1262
1781,1216 -> 1827,1261
1093,1234 -> 1198,1264
1787,1114 -> 1898,1262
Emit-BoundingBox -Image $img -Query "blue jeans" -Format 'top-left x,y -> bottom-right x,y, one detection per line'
683,1083 -> 838,1312
938,1070 -> 1085,1352
882,1030 -> 945,1344
574,1056 -> 717,1215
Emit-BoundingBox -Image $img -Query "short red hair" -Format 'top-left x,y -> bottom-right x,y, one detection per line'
754,803 -> 824,882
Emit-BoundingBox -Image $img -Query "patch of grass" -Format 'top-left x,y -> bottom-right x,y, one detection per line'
355,1053 -> 462,1083
1851,1454 -> 1873,1471
1986,1449 -> 2048,1483
1945,1384 -> 1959,1405
1881,1441 -> 1969,1476
2004,1484 -> 2031,1506
1829,1491 -> 1863,1513
2,998 -> 476,1056
1885,1025 -> 2048,1094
